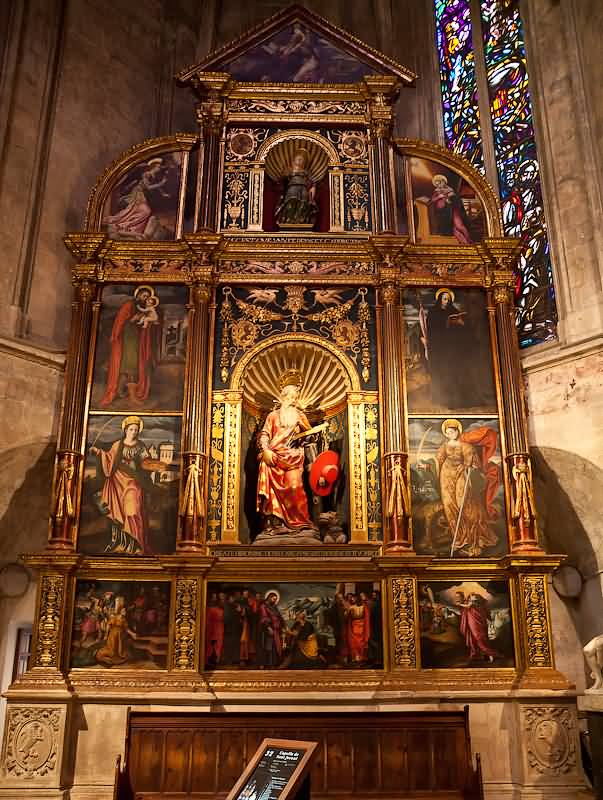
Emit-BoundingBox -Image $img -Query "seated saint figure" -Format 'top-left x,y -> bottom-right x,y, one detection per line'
256,370 -> 320,541
274,148 -> 318,227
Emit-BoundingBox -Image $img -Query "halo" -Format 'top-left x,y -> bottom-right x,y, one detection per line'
264,589 -> 280,605
122,415 -> 143,433
134,284 -> 155,300
441,418 -> 462,436
147,157 -> 163,167
435,287 -> 455,303
432,173 -> 448,186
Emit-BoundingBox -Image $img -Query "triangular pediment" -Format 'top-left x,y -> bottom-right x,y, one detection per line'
179,5 -> 415,85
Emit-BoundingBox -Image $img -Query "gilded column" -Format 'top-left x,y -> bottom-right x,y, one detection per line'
364,76 -> 399,235
379,275 -> 412,551
49,269 -> 97,550
196,73 -> 229,231
179,273 -> 213,550
491,268 -> 543,554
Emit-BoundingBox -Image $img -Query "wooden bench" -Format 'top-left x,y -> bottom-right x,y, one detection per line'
114,709 -> 484,800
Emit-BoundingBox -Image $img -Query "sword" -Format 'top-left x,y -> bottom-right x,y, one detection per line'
450,467 -> 472,557
288,422 -> 328,443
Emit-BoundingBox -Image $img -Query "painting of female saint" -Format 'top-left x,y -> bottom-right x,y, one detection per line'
70,580 -> 170,669
409,418 -> 507,557
79,414 -> 181,555
102,152 -> 182,240
403,288 -> 497,414
409,157 -> 485,244
90,285 -> 188,412
205,582 -> 382,670
418,580 -> 514,668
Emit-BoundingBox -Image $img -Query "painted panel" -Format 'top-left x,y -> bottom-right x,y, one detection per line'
90,284 -> 188,413
79,414 -> 181,555
205,582 -> 383,670
70,579 -> 171,669
418,579 -> 514,667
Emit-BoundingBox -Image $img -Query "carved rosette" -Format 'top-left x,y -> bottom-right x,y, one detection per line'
1,706 -> 63,783
521,575 -> 552,668
521,705 -> 579,779
392,577 -> 417,668
34,574 -> 65,669
172,579 -> 198,670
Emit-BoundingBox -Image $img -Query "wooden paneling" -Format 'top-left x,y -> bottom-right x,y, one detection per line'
121,711 -> 483,800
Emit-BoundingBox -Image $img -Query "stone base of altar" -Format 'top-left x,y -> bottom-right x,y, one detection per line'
0,689 -> 591,800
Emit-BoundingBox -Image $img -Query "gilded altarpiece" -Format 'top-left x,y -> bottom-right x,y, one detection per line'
0,7 -> 577,797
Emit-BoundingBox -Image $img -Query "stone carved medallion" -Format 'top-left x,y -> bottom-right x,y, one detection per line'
522,706 -> 577,778
3,707 -> 60,780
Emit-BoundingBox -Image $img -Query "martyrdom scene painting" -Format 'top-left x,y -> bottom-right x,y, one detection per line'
90,284 -> 188,412
403,287 -> 497,414
205,582 -> 383,670
101,151 -> 183,240
409,417 -> 507,557
79,414 -> 181,556
409,156 -> 486,244
70,580 -> 170,669
223,23 -> 376,83
418,580 -> 515,668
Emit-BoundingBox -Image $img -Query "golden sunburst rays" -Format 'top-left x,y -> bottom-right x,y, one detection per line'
242,340 -> 350,415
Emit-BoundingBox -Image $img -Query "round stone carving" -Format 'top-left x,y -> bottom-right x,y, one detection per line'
532,719 -> 569,770
14,720 -> 53,773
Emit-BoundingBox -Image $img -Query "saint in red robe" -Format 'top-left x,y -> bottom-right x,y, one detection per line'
98,439 -> 149,554
100,299 -> 155,407
205,602 -> 225,663
346,601 -> 370,663
458,597 -> 499,660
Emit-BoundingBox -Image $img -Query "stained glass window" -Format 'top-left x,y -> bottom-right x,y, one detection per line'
434,0 -> 484,171
433,0 -> 557,347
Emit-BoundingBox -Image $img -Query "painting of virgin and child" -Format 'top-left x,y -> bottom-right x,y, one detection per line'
205,583 -> 383,670
78,414 -> 181,556
90,284 -> 188,413
70,580 -> 171,669
418,580 -> 515,668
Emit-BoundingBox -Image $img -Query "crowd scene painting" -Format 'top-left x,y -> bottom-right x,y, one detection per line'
418,580 -> 515,668
205,582 -> 383,670
70,580 -> 171,669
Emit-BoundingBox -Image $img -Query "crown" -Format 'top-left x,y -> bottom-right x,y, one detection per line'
278,368 -> 303,391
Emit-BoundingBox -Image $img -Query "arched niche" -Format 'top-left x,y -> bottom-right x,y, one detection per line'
393,139 -> 503,243
215,334 -> 373,545
85,134 -> 198,238
247,130 -> 342,233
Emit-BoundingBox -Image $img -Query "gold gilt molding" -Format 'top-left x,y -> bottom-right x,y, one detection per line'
521,575 -> 552,668
33,575 -> 65,669
172,578 -> 199,671
221,392 -> 242,542
391,576 -> 417,669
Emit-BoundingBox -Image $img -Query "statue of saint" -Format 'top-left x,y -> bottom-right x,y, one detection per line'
256,370 -> 320,542
275,148 -> 318,227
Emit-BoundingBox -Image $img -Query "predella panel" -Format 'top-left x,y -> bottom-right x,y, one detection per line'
205,582 -> 383,670
70,580 -> 170,669
418,579 -> 514,668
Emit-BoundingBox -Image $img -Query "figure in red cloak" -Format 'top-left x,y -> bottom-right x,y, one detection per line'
100,286 -> 159,407
455,591 -> 499,662
346,594 -> 370,664
205,592 -> 225,666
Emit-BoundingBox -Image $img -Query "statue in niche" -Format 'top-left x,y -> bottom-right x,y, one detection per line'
255,369 -> 340,544
275,148 -> 318,228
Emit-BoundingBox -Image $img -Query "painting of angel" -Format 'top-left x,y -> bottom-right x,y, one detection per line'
418,580 -> 515,668
102,152 -> 182,240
